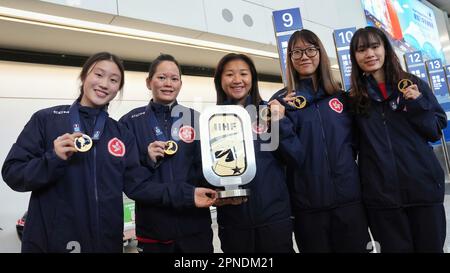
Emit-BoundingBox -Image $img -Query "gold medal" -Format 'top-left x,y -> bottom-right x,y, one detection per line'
164,140 -> 178,155
74,134 -> 93,152
397,79 -> 413,94
292,95 -> 307,109
260,107 -> 271,122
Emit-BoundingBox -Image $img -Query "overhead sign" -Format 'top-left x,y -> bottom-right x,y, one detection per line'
426,58 -> 450,143
445,65 -> 450,89
272,8 -> 303,33
333,27 -> 356,91
426,59 -> 449,97
403,51 -> 429,85
272,8 -> 303,85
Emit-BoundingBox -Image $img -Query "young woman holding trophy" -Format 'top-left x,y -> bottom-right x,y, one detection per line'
213,53 -> 296,253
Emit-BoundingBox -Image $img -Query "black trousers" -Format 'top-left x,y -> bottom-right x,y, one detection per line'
293,203 -> 371,253
137,230 -> 214,253
367,204 -> 446,253
218,218 -> 294,253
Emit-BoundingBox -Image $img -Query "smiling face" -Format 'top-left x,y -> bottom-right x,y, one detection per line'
220,59 -> 252,105
147,61 -> 182,104
354,35 -> 386,79
80,60 -> 122,108
290,39 -> 320,79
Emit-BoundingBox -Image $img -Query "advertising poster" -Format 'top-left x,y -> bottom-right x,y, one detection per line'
361,0 -> 445,62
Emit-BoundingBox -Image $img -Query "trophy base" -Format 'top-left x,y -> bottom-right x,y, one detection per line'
218,189 -> 250,199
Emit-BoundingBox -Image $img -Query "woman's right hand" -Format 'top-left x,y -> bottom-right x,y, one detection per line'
283,91 -> 296,106
194,188 -> 218,208
268,99 -> 285,121
147,141 -> 166,163
53,132 -> 82,160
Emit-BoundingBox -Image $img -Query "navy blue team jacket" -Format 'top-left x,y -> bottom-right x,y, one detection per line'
271,78 -> 362,212
119,101 -> 211,242
355,75 -> 447,208
215,98 -> 293,229
2,102 -> 161,252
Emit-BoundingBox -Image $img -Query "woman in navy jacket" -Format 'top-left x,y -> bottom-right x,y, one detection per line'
213,53 -> 296,253
271,29 -> 370,252
348,26 -> 447,252
2,52 -> 166,252
120,54 -> 217,253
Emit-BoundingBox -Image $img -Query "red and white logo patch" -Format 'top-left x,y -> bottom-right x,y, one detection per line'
329,98 -> 343,113
178,125 -> 195,143
252,121 -> 268,134
108,138 -> 126,157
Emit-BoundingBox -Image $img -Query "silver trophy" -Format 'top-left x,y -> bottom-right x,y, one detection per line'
200,105 -> 256,198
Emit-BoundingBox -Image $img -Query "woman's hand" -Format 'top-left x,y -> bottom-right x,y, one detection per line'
53,132 -> 82,160
283,91 -> 296,106
194,188 -> 218,208
403,84 -> 421,100
147,141 -> 166,163
268,99 -> 285,121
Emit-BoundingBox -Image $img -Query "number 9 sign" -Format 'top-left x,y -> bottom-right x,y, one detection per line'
273,8 -> 303,33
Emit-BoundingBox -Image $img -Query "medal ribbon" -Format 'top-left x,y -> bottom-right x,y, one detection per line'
69,101 -> 108,141
145,104 -> 182,143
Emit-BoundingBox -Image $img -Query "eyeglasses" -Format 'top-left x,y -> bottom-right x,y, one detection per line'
289,47 -> 319,59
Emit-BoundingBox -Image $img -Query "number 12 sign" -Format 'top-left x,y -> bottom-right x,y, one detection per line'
404,51 -> 429,85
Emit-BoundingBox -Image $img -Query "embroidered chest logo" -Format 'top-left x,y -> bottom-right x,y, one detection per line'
179,125 -> 195,143
108,138 -> 126,157
329,98 -> 343,113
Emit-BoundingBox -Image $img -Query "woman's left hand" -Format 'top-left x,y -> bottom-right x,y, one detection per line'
403,84 -> 421,100
268,99 -> 285,121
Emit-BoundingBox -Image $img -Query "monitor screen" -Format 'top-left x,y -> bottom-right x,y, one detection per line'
361,0 -> 445,62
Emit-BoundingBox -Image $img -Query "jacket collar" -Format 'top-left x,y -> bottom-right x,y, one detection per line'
295,77 -> 326,104
364,74 -> 405,111
149,99 -> 178,114
76,99 -> 108,119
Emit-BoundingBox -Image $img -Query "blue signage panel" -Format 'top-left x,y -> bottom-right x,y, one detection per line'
445,65 -> 450,89
276,34 -> 291,85
272,8 -> 303,85
426,59 -> 450,143
272,8 -> 303,33
426,59 -> 449,97
333,27 -> 356,91
404,51 -> 429,85
333,27 -> 356,48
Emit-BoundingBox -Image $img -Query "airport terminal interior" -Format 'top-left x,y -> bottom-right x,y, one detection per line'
1,0 -> 450,253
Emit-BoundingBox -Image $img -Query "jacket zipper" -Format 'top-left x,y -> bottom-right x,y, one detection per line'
380,104 -> 403,201
93,146 -> 100,251
315,103 -> 335,200
381,105 -> 394,151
